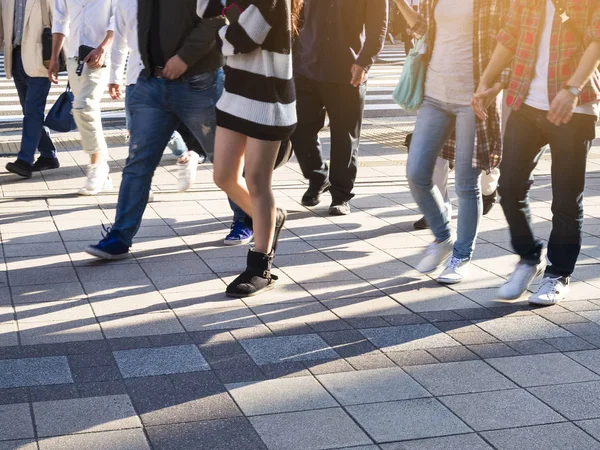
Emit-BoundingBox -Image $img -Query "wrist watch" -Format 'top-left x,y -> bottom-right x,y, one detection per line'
564,85 -> 582,97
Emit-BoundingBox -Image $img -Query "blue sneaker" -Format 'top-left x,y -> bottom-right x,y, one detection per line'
224,221 -> 254,246
86,226 -> 131,260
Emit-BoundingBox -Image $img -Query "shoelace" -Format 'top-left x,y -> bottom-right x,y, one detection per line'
537,277 -> 562,295
101,224 -> 112,239
231,221 -> 249,235
445,256 -> 465,270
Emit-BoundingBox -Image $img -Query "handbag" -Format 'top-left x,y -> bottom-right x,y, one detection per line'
274,139 -> 293,170
44,83 -> 77,132
41,0 -> 66,71
392,34 -> 428,113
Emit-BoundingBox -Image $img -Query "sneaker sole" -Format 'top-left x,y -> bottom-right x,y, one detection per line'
528,286 -> 569,306
85,246 -> 130,261
498,265 -> 547,300
78,181 -> 113,196
226,281 -> 277,298
437,276 -> 463,285
223,237 -> 254,246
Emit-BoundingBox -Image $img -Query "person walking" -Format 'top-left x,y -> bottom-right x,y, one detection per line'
395,0 -> 508,284
290,0 -> 388,216
474,0 -> 600,305
200,0 -> 301,297
49,0 -> 114,195
1,0 -> 59,178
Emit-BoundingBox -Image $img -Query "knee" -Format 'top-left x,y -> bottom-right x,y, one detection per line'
245,171 -> 269,196
213,167 -> 235,192
406,160 -> 429,190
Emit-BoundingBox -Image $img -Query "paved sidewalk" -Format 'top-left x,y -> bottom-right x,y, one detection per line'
1,133 -> 600,450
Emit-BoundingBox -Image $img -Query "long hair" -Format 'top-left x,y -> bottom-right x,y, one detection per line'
291,0 -> 304,36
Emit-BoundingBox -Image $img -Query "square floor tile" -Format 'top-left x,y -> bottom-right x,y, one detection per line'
99,312 -> 185,338
482,422 -> 600,450
175,307 -> 262,331
251,302 -> 339,325
34,395 -> 141,437
249,408 -> 372,450
240,334 -> 339,365
0,441 -> 38,450
440,389 -> 565,431
18,319 -> 104,344
347,398 -> 471,442
226,376 -> 337,415
380,434 -> 493,450
577,418 -> 600,441
146,418 -> 266,450
486,353 -> 599,387
568,349 -> 600,375
0,403 -> 34,441
0,321 -> 18,346
475,316 -> 572,341
359,325 -> 461,352
0,356 -> 72,388
404,360 -> 516,395
317,367 -> 430,405
38,429 -> 151,450
114,345 -> 210,378
529,381 -> 600,420
321,297 -> 410,318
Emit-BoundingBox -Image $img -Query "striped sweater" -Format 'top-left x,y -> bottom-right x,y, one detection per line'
197,0 -> 297,141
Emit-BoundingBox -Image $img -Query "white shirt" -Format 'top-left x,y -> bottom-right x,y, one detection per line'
53,0 -> 115,59
109,0 -> 143,86
525,0 -> 599,117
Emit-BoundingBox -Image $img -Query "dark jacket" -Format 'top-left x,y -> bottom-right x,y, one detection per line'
137,0 -> 225,78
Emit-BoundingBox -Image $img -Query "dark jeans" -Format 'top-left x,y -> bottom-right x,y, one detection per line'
291,74 -> 366,203
499,104 -> 596,277
12,47 -> 56,165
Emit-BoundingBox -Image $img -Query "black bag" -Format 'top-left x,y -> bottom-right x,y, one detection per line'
44,84 -> 77,132
274,139 -> 293,170
41,0 -> 66,71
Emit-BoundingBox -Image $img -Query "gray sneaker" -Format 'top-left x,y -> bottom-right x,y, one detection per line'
329,202 -> 351,216
437,256 -> 470,284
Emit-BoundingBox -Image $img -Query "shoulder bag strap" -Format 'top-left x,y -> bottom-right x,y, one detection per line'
550,0 -> 586,45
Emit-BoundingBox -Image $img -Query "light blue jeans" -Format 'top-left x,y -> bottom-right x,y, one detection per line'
406,96 -> 482,260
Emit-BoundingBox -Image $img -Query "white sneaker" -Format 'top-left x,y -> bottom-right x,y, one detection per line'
177,151 -> 199,192
498,259 -> 547,300
416,237 -> 454,274
529,276 -> 570,306
437,256 -> 470,284
78,163 -> 112,196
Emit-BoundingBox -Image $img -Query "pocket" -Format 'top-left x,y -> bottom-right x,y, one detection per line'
186,71 -> 217,91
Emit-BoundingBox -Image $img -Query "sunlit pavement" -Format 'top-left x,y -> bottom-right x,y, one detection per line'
1,129 -> 600,450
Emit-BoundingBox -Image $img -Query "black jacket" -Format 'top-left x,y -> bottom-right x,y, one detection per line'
137,0 -> 225,78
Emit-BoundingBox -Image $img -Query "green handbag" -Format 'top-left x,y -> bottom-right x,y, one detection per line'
392,34 -> 428,113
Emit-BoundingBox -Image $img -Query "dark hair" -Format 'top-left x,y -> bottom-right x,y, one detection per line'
291,0 -> 303,36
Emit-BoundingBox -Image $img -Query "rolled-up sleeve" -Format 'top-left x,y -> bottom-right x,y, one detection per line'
496,1 -> 522,54
410,14 -> 428,40
52,0 -> 69,36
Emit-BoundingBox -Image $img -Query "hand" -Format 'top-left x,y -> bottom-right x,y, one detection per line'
350,64 -> 367,87
162,55 -> 188,80
84,46 -> 105,69
547,89 -> 578,126
108,84 -> 121,100
48,58 -> 60,84
471,81 -> 503,120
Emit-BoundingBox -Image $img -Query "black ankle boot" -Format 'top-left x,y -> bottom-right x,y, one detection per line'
243,208 -> 287,252
226,249 -> 278,298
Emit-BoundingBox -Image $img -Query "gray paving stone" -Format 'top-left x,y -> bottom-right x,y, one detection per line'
440,389 -> 566,431
0,441 -> 37,450
486,353 -> 599,387
426,346 -> 479,362
347,398 -> 471,442
33,394 -> 141,437
114,345 -> 209,378
568,349 -> 600,375
99,312 -> 185,338
304,358 -> 355,375
386,350 -> 438,367
37,429 -> 151,450
360,325 -> 460,352
381,434 -> 493,450
404,360 -> 516,395
506,339 -> 558,355
226,376 -> 337,415
240,334 -> 339,365
0,403 -> 34,441
317,367 -> 431,405
529,381 -> 600,420
482,422 -> 600,450
467,343 -> 519,359
146,418 -> 267,450
475,316 -> 572,341
577,418 -> 600,441
0,356 -> 72,388
545,336 -> 597,351
249,408 -> 373,450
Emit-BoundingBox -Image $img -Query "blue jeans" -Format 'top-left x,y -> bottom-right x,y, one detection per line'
113,69 -> 244,245
12,48 -> 56,165
407,96 -> 482,260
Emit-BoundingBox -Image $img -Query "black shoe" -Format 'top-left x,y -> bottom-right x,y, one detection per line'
302,181 -> 331,207
33,156 -> 60,171
483,190 -> 497,216
226,249 -> 278,298
329,201 -> 351,216
413,216 -> 428,230
6,159 -> 32,178
243,207 -> 287,253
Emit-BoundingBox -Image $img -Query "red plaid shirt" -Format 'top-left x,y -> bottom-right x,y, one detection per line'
498,0 -> 600,110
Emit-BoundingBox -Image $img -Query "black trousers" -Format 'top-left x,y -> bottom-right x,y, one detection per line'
499,104 -> 596,277
291,74 -> 367,203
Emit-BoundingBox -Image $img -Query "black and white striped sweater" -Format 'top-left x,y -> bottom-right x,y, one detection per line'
197,0 -> 297,141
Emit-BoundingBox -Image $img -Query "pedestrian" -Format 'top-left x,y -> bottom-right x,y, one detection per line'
49,0 -> 114,195
388,0 -> 413,54
474,0 -> 600,305
85,0 -> 246,260
290,0 -> 388,216
1,0 -> 59,178
394,0 -> 508,284
200,0 -> 301,297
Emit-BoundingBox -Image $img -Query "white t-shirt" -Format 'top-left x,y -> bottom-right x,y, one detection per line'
525,0 -> 599,117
